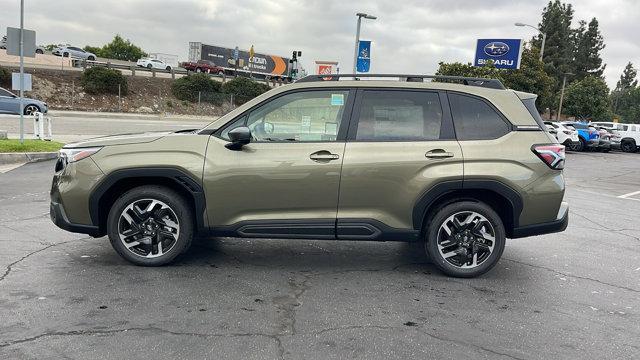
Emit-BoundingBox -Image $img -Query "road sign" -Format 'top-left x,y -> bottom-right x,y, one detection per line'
11,72 -> 32,91
6,27 -> 36,57
356,40 -> 371,73
474,39 -> 523,69
233,46 -> 239,61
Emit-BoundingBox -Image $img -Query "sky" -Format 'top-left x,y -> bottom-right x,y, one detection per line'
1,0 -> 638,88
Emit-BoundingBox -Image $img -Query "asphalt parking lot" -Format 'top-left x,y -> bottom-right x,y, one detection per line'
0,151 -> 639,360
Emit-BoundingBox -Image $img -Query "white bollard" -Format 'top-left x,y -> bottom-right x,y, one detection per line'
32,112 -> 53,141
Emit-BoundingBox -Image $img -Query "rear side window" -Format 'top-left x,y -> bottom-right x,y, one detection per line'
449,94 -> 510,140
521,98 -> 545,129
355,90 -> 443,141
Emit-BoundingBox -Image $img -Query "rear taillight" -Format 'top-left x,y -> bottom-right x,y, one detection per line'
532,144 -> 565,170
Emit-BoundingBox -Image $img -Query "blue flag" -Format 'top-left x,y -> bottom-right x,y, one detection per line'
356,40 -> 371,73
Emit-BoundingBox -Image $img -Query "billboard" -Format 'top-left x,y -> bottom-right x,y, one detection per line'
356,40 -> 371,73
315,61 -> 338,75
474,39 -> 523,69
199,44 -> 290,76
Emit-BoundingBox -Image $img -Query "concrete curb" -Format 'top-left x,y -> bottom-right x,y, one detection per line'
0,152 -> 58,165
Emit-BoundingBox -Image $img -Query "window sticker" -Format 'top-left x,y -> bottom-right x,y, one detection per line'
331,94 -> 344,106
301,115 -> 311,127
325,122 -> 338,136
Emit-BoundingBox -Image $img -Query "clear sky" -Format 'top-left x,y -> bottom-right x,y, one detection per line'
1,0 -> 638,87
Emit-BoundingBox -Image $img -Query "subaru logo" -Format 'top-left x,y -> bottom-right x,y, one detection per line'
484,42 -> 510,57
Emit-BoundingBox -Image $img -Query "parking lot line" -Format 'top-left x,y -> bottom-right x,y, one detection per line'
617,190 -> 640,200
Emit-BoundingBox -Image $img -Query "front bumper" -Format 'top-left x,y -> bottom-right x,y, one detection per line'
586,139 -> 600,148
50,201 -> 101,236
598,139 -> 611,150
511,202 -> 569,238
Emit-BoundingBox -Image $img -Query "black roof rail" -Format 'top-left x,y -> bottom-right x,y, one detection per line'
295,74 -> 506,90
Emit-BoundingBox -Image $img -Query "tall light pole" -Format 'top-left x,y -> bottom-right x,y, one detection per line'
19,0 -> 25,143
353,12 -> 376,75
515,22 -> 546,62
557,72 -> 574,121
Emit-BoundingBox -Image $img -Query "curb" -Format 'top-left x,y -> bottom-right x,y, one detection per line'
48,110 -> 213,121
0,152 -> 58,165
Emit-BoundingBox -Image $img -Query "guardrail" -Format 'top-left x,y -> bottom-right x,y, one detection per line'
71,58 -> 292,87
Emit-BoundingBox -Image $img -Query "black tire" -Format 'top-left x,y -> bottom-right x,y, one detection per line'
425,201 -> 506,278
35,49 -> 44,54
107,185 -> 194,266
196,68 -> 202,73
23,104 -> 40,115
217,70 -> 225,76
63,52 -> 69,57
621,140 -> 637,153
570,137 -> 585,152
166,66 -> 171,71
87,56 -> 95,61
146,63 -> 153,69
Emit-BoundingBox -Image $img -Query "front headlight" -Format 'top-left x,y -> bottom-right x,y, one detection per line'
59,147 -> 102,163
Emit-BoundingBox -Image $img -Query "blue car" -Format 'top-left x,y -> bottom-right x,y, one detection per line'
562,122 -> 599,151
0,87 -> 48,115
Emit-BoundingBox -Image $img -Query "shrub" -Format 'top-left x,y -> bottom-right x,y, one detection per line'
0,66 -> 11,88
81,66 -> 128,95
171,73 -> 221,103
221,77 -> 271,105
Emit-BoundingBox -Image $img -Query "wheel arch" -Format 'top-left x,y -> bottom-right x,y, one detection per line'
413,180 -> 523,239
89,168 -> 207,236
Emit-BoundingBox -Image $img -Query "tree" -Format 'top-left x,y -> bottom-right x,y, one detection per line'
573,18 -> 606,80
562,76 -> 612,120
532,1 -> 575,90
611,62 -> 638,113
98,35 -> 147,62
616,87 -> 640,123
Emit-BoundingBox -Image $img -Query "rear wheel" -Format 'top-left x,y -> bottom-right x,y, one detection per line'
569,137 -> 585,152
166,66 -> 171,71
425,201 -> 505,278
87,55 -> 95,61
621,140 -> 637,153
146,63 -> 152,69
107,185 -> 194,266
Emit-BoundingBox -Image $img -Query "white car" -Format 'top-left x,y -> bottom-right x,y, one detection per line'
591,122 -> 640,153
545,121 -> 579,147
137,58 -> 172,70
52,45 -> 97,60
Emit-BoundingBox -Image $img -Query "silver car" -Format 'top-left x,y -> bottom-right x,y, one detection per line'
0,87 -> 48,115
52,45 -> 97,61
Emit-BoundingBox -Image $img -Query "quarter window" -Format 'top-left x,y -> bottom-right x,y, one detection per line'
449,94 -> 510,140
355,91 -> 443,141
245,90 -> 349,142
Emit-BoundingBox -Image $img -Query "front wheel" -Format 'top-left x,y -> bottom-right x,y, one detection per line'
24,104 -> 40,115
166,66 -> 171,71
107,185 -> 194,266
146,63 -> 152,69
621,140 -> 637,153
425,201 -> 505,278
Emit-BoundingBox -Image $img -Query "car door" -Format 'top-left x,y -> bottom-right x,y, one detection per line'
202,88 -> 355,238
0,88 -> 19,114
336,89 -> 463,240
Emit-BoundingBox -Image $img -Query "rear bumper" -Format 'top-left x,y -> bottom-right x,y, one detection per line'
50,201 -> 102,237
511,202 -> 569,238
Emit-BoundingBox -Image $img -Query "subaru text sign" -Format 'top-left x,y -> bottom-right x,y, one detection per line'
474,39 -> 523,69
356,40 -> 371,73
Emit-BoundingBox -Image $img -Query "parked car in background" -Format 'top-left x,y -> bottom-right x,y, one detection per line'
544,121 -> 579,148
591,122 -> 640,153
561,122 -> 599,151
0,87 -> 48,115
52,45 -> 97,61
137,58 -> 172,70
35,45 -> 45,54
181,60 -> 225,75
0,35 -> 6,49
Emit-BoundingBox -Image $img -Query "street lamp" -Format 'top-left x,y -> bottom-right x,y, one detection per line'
353,13 -> 377,74
557,72 -> 575,121
515,22 -> 546,62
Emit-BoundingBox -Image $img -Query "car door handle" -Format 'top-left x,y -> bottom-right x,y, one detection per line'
425,149 -> 454,159
310,151 -> 340,162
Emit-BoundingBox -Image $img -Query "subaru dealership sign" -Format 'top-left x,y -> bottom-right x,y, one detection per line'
474,39 -> 523,69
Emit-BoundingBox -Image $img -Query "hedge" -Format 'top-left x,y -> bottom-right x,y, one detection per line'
221,77 -> 271,105
171,73 -> 222,103
81,67 -> 128,95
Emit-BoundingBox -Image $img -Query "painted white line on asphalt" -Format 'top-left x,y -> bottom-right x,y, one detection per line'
617,190 -> 640,199
0,163 -> 25,174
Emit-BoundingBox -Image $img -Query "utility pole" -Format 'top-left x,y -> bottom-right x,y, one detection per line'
556,73 -> 574,121
19,0 -> 25,143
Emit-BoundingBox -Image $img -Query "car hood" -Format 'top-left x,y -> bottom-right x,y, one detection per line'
63,131 -> 175,148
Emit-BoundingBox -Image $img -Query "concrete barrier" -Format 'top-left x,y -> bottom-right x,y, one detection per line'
0,152 -> 58,165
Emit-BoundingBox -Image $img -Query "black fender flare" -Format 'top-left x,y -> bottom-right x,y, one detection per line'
89,167 -> 207,234
411,179 -> 523,231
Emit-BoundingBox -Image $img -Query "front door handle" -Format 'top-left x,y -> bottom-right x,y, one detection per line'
310,150 -> 340,162
425,149 -> 454,159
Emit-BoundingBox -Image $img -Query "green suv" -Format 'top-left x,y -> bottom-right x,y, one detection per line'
50,74 -> 568,277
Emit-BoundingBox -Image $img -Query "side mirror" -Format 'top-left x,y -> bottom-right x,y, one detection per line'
225,126 -> 251,150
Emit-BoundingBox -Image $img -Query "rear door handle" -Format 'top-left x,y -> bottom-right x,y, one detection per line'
425,149 -> 454,159
310,150 -> 340,162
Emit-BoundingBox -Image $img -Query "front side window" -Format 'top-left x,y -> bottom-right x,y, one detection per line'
355,90 -> 442,141
449,94 -> 510,140
0,88 -> 14,97
245,90 -> 349,142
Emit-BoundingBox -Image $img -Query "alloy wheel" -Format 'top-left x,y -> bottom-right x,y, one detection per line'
436,211 -> 496,269
118,199 -> 180,258
24,105 -> 39,115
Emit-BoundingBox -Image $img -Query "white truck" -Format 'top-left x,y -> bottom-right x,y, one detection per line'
591,122 -> 640,152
